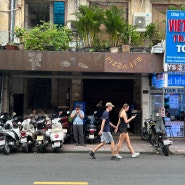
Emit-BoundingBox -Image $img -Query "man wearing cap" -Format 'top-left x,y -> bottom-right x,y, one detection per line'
89,102 -> 118,160
70,105 -> 85,146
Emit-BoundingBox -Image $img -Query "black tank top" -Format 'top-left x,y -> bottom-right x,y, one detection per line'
120,117 -> 127,129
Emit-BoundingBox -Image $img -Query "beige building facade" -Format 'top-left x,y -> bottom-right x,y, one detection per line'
0,0 -> 185,133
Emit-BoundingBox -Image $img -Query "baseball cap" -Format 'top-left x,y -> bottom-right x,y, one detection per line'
106,102 -> 115,107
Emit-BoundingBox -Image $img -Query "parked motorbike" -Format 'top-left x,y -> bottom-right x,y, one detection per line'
140,116 -> 156,141
0,118 -> 21,155
52,110 -> 72,143
46,118 -> 66,153
149,114 -> 173,156
21,118 -> 35,152
84,111 -> 99,144
35,116 -> 50,153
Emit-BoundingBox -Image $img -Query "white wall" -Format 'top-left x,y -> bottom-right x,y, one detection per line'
141,75 -> 150,127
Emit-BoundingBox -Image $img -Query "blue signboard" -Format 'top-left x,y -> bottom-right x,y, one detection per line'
165,10 -> 185,64
152,73 -> 165,88
168,75 -> 185,86
73,102 -> 86,114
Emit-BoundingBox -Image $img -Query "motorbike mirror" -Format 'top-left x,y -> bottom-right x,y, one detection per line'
67,111 -> 70,115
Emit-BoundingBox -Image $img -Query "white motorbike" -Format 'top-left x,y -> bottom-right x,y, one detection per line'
21,118 -> 36,152
0,119 -> 21,155
46,118 -> 67,153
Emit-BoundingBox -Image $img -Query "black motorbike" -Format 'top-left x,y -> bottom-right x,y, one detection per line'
148,115 -> 173,156
140,117 -> 156,141
84,111 -> 101,144
35,116 -> 50,153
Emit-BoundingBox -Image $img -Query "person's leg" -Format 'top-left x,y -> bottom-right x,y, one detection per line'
73,125 -> 79,144
115,133 -> 126,155
92,142 -> 105,153
78,124 -> 84,145
125,133 -> 135,154
110,141 -> 115,156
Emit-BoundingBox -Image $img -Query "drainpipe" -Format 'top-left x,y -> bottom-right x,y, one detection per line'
10,0 -> 16,43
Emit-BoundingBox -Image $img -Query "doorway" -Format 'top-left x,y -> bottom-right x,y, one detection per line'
13,94 -> 24,116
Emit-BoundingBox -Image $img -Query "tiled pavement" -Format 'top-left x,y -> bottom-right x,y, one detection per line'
63,134 -> 185,155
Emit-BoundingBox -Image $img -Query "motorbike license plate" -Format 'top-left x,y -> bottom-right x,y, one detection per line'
163,140 -> 171,145
21,137 -> 27,143
0,140 -> 5,146
37,136 -> 44,141
89,134 -> 94,139
53,142 -> 60,147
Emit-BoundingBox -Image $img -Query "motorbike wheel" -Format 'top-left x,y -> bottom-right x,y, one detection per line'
22,143 -> 28,153
38,144 -> 45,153
28,144 -> 33,153
140,128 -> 149,140
54,147 -> 61,153
4,140 -> 10,155
162,145 -> 169,156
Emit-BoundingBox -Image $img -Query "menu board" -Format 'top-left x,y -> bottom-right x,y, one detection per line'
165,121 -> 184,137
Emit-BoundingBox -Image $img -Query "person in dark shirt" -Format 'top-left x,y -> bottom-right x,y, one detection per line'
88,102 -> 117,160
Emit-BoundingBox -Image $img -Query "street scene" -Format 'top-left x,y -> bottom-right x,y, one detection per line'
1,0 -> 185,185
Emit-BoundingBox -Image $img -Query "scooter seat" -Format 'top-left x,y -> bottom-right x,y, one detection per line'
52,128 -> 62,132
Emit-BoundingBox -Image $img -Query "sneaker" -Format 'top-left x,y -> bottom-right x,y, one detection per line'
115,154 -> 122,159
132,152 -> 140,158
89,150 -> 96,159
111,156 -> 120,160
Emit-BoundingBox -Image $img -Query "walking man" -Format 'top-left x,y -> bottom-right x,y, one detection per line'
70,105 -> 85,146
89,102 -> 118,160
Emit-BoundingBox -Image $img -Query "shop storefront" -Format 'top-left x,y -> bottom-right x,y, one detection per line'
150,74 -> 185,138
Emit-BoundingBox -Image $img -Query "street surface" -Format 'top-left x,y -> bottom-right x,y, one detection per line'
0,152 -> 185,185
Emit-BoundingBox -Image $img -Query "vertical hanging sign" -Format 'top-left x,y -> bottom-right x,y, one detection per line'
165,10 -> 185,64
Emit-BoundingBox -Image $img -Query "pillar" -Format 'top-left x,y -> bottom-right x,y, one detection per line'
141,75 -> 150,127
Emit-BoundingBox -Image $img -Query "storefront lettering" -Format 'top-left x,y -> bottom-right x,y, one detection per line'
164,88 -> 185,94
105,56 -> 143,71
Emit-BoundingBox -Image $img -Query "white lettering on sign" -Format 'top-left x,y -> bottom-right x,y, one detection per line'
164,88 -> 185,94
176,45 -> 185,52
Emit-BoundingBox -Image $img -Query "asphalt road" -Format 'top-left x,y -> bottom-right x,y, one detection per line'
0,152 -> 185,185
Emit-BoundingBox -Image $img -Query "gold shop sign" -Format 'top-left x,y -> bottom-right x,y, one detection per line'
104,53 -> 163,73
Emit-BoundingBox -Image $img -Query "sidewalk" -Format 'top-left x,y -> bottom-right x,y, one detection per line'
63,134 -> 185,155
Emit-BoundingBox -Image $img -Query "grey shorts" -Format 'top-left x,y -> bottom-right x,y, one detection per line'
101,132 -> 114,144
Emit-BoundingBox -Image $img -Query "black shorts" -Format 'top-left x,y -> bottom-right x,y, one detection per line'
118,124 -> 128,133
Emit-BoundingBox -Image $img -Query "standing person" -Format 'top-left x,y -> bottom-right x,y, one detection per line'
114,103 -> 140,158
70,105 -> 85,146
89,102 -> 118,160
29,108 -> 38,120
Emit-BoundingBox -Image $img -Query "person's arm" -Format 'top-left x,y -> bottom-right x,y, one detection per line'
110,122 -> 117,129
79,111 -> 84,119
70,111 -> 76,119
99,119 -> 105,135
122,111 -> 136,124
114,117 -> 120,133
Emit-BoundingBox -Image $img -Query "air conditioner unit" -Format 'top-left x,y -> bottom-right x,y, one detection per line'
133,12 -> 152,32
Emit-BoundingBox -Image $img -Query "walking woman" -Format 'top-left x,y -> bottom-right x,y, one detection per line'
114,103 -> 140,158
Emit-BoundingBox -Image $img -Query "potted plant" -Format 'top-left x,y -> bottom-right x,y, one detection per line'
141,23 -> 164,48
5,42 -> 19,50
24,21 -> 72,51
71,5 -> 104,50
103,5 -> 125,52
14,27 -> 26,50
